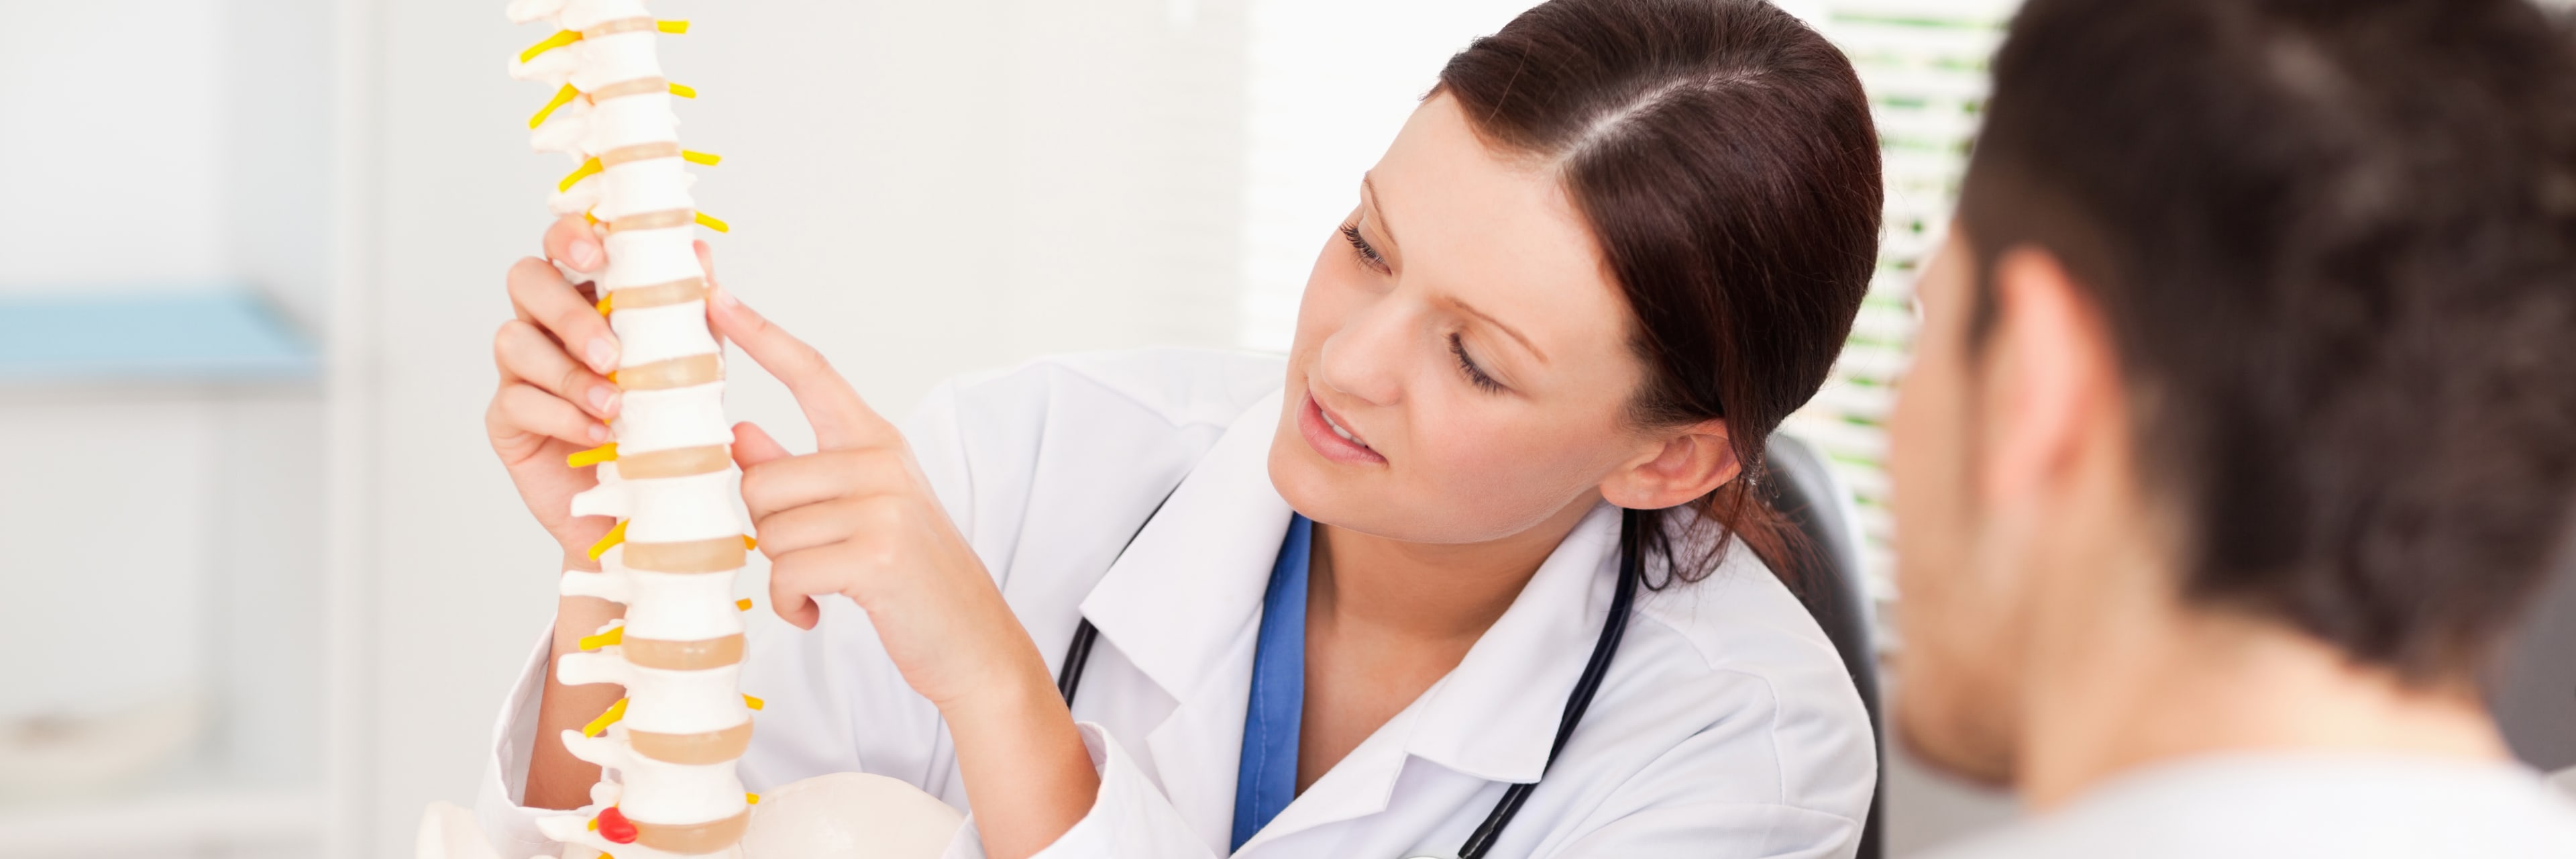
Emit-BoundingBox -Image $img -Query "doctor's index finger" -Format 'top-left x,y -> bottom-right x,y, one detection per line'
707,287 -> 894,450
545,214 -> 602,272
506,257 -> 619,375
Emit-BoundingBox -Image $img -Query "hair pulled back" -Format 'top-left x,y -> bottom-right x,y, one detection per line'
1436,0 -> 1882,585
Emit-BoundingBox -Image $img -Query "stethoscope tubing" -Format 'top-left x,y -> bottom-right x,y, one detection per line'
1057,504 -> 1644,859
1452,520 -> 1641,859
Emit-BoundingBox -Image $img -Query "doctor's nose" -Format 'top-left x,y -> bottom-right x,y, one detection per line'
1313,303 -> 1410,409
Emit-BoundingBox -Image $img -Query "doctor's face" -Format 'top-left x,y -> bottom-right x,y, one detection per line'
1267,95 -> 1655,546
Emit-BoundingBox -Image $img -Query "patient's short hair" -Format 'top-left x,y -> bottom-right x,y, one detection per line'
1959,0 -> 2576,680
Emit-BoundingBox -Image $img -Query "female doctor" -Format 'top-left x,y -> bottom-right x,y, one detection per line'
477,0 -> 1882,856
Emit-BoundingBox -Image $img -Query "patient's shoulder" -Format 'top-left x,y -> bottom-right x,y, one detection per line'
1921,756 -> 2576,859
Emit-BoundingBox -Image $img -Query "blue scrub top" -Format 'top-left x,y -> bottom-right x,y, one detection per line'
1232,513 -> 1313,852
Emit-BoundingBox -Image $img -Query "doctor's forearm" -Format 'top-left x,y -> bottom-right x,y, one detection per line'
942,649 -> 1102,859
525,587 -> 629,810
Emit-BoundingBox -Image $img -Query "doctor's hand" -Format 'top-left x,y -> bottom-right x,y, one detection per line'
712,291 -> 1024,710
504,217 -> 737,811
486,215 -> 674,567
713,291 -> 1099,859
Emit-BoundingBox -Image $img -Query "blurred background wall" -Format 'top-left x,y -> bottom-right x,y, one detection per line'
0,1 -> 2567,857
1,1 -> 333,856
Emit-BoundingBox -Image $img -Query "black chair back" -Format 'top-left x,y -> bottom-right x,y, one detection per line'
2494,544 -> 2576,773
1761,433 -> 1886,859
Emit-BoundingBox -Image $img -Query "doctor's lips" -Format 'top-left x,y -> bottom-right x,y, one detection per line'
1322,409 -> 1368,448
1301,394 -> 1387,465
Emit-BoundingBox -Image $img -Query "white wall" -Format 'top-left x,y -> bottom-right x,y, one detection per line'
1237,0 -> 1541,350
0,1 -> 231,295
0,395 -> 213,723
0,0 -> 333,328
0,2 -> 331,849
222,0 -> 339,330
339,1 -> 1250,852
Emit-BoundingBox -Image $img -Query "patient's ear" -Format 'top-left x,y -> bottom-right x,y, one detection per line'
1602,420 -> 1741,510
1978,247 -> 2119,507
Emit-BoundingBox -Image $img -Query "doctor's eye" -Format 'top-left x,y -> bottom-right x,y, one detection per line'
1450,332 -> 1505,394
1342,224 -> 1391,274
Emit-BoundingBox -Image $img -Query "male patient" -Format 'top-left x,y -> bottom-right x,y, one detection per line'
1887,0 -> 2576,854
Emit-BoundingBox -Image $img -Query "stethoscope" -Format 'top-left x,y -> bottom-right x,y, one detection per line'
1055,503 -> 1644,859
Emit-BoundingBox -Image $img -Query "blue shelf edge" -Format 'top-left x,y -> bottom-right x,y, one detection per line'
0,290 -> 319,384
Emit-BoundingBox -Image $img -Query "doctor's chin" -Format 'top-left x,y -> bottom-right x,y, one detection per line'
5,0 -> 2573,858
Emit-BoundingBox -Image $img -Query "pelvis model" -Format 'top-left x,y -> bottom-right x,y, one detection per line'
417,3 -> 963,857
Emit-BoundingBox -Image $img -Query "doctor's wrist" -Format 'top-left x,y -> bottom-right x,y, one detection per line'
926,629 -> 1060,718
934,653 -> 1098,859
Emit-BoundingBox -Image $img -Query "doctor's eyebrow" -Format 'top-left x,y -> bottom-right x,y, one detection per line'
1448,297 -> 1547,364
1360,174 -> 1542,363
1360,175 -> 1404,265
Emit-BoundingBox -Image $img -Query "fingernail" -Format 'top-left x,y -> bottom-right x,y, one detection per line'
588,424 -> 612,443
570,240 -> 602,270
710,285 -> 740,308
586,338 -> 619,373
588,385 -> 618,413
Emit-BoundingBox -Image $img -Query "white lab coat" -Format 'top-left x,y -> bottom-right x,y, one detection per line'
476,348 -> 1876,859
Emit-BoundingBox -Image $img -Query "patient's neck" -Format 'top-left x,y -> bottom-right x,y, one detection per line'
2017,589 -> 2511,811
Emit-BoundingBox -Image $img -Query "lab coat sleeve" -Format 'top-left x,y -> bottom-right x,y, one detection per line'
471,624 -> 568,859
1539,690 -> 1874,859
474,373 -> 1040,840
471,603 -> 928,858
937,722 -> 1221,859
1550,801 -> 1860,859
904,378 -> 979,540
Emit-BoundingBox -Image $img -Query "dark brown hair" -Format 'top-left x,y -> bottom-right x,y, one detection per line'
1436,0 -> 1883,585
1960,0 -> 2576,679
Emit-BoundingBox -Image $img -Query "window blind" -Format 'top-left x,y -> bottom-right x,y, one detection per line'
1784,0 -> 2015,620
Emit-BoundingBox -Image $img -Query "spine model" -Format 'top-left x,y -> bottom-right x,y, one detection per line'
506,1 -> 756,856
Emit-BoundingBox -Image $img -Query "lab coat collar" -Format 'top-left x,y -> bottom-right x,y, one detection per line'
1078,392 -> 1295,705
1080,391 -> 1625,849
1079,393 -> 1292,855
1240,503 -> 1623,854
1399,501 -> 1622,783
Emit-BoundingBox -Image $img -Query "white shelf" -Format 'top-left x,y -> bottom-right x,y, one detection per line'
0,290 -> 318,385
0,788 -> 319,856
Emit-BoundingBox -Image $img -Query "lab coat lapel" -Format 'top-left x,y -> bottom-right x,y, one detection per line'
1236,505 -> 1622,855
1080,394 -> 1622,856
1405,503 -> 1621,780
1230,683 -> 1428,854
1079,391 -> 1293,850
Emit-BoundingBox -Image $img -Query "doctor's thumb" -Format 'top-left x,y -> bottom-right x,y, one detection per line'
731,422 -> 793,467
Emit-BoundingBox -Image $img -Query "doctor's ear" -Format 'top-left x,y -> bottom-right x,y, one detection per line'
1601,421 -> 1740,511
